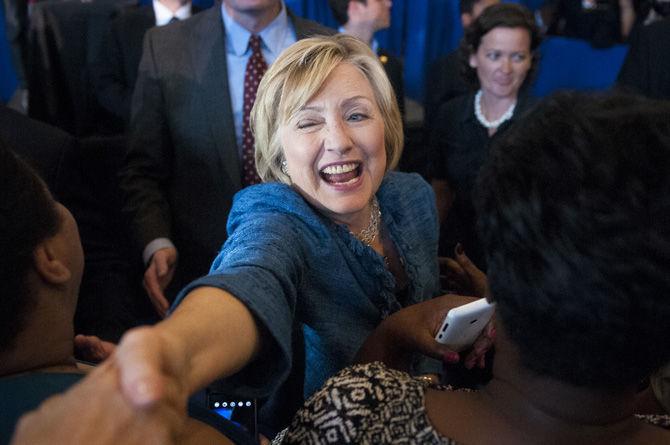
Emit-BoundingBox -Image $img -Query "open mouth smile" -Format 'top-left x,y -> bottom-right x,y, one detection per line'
319,162 -> 362,185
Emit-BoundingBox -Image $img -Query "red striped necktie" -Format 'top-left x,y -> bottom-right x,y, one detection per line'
241,34 -> 267,186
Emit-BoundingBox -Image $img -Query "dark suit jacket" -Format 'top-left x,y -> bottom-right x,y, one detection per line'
0,105 -> 72,194
424,51 -> 469,132
92,4 -> 203,125
617,17 -> 670,100
119,6 -> 333,296
26,0 -> 128,136
377,48 -> 405,117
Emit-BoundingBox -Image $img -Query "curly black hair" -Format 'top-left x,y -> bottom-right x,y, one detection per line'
0,142 -> 60,354
475,92 -> 670,389
459,3 -> 541,90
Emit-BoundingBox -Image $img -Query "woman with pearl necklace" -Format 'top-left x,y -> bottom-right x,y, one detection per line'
430,3 -> 541,269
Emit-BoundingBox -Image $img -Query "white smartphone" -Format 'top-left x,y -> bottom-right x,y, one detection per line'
434,298 -> 495,351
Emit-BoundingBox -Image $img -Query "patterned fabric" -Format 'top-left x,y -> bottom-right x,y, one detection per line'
241,34 -> 266,186
273,362 -> 456,444
273,362 -> 670,444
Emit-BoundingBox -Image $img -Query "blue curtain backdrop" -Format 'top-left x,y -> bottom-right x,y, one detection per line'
133,0 -> 467,101
285,0 -> 466,101
1,0 -> 554,104
0,4 -> 19,102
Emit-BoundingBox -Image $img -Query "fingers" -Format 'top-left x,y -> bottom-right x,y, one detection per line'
463,320 -> 496,369
454,243 -> 489,297
144,249 -> 177,317
115,328 -> 168,408
416,334 -> 462,367
424,340 -> 462,365
154,250 -> 169,277
74,334 -> 116,362
143,265 -> 169,317
454,243 -> 477,274
443,257 -> 468,281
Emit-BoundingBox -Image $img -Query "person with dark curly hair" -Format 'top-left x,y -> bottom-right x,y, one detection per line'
430,3 -> 541,269
274,92 -> 670,443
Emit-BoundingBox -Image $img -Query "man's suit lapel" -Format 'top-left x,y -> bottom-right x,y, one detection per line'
190,7 -> 242,190
184,8 -> 329,191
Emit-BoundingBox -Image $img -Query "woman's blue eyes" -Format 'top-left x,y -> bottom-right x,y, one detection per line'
296,113 -> 368,129
348,113 -> 368,122
297,121 -> 317,129
485,52 -> 527,62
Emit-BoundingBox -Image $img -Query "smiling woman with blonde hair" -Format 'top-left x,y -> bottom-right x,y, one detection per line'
56,34 -> 475,440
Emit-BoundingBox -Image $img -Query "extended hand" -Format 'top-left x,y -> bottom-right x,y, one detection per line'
144,247 -> 178,317
10,358 -> 186,445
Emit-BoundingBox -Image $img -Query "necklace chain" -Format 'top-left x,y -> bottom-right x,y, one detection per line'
352,197 -> 381,246
474,90 -> 516,129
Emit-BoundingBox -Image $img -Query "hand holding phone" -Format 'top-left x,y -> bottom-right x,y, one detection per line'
435,298 -> 495,352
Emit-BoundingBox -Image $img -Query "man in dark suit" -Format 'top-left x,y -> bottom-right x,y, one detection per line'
92,0 -> 203,129
617,16 -> 670,100
119,0 -> 332,317
327,0 -> 404,117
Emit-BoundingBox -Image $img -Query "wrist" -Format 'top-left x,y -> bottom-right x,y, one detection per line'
152,323 -> 193,393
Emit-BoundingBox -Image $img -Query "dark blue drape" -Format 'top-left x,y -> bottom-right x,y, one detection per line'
0,4 -> 19,102
5,0 -> 624,105
286,0 -> 466,101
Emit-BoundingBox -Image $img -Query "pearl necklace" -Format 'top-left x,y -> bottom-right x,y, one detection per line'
474,90 -> 516,129
352,197 -> 381,246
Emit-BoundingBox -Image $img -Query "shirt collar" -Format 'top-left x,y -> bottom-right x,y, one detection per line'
222,1 -> 289,57
153,0 -> 191,26
370,38 -> 379,54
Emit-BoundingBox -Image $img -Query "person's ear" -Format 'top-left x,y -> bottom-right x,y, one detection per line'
348,0 -> 363,20
469,52 -> 478,69
461,12 -> 473,28
33,240 -> 72,285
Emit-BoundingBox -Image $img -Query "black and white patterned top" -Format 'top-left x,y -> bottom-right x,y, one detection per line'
272,362 -> 670,445
272,362 -> 460,444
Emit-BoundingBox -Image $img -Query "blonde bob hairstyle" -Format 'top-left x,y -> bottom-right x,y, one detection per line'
252,34 -> 403,184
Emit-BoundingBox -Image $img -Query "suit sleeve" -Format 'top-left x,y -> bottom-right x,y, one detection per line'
118,29 -> 173,251
91,18 -> 133,122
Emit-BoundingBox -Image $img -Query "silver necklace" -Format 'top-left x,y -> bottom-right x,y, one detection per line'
352,197 -> 381,246
474,90 -> 516,129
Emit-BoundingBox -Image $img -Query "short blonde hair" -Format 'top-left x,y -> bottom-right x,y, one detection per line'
252,34 -> 403,183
